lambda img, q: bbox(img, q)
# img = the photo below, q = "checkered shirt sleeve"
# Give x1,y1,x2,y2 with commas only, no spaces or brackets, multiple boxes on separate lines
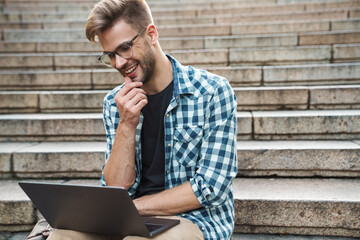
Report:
189,76,237,208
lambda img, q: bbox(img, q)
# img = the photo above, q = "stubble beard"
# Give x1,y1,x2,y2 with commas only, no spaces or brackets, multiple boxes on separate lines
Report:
116,41,156,84
138,44,156,85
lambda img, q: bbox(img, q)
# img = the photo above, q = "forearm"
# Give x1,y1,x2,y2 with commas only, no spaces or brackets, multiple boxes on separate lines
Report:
103,123,136,188
133,182,202,216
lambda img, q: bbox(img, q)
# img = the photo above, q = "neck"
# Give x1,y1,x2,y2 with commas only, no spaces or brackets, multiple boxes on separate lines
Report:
142,51,173,95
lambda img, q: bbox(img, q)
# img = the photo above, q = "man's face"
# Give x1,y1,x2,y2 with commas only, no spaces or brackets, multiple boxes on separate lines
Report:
98,20,155,84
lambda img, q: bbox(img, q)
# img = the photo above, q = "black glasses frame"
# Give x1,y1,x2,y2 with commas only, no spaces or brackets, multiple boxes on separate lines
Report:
98,28,147,65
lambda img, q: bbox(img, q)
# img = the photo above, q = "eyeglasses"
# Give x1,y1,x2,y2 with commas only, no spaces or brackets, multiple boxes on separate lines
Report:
98,28,146,67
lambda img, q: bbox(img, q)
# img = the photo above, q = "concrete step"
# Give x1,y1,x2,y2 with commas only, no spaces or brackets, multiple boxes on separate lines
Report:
1,140,359,179
216,8,353,24
227,45,332,65
1,63,359,90
231,19,358,36
1,0,354,7
0,20,331,38
334,43,360,63
0,113,105,142
234,85,360,110
251,110,360,140
262,62,360,86
2,17,359,35
157,0,360,10
0,8,202,20
233,178,360,237
204,31,360,49
0,32,360,61
0,142,105,179
352,8,360,18
0,7,356,23
172,45,340,66
237,140,360,177
332,18,360,31
2,44,359,70
0,69,99,90
1,2,358,24
0,33,300,52
2,31,357,53
232,234,359,240
300,30,360,45
2,85,360,113
3,19,360,39
2,41,360,64
0,110,360,141
2,0,359,14
0,90,107,113
0,0,284,10
2,0,96,3
0,178,359,237
1,0,356,10
0,40,103,53
1,4,93,12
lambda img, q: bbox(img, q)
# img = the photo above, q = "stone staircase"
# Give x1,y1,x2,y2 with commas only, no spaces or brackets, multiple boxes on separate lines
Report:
0,0,360,239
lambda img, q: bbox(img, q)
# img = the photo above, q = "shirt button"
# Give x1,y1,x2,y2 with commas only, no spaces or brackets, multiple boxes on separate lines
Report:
166,114,169,117
168,143,171,147
202,227,205,231
166,170,170,174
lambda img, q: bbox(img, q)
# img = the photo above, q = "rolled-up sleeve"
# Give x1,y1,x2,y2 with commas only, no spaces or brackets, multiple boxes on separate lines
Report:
101,98,116,186
189,79,238,207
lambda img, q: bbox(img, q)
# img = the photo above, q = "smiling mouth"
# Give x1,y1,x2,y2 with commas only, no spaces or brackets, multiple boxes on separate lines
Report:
125,64,138,74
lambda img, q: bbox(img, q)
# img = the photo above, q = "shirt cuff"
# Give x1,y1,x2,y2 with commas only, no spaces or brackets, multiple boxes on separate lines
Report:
190,177,212,207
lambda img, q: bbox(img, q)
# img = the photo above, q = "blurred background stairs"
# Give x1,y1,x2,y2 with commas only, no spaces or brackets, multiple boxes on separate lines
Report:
0,0,360,239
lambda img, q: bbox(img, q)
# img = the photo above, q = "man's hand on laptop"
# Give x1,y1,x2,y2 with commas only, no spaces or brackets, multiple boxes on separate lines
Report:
133,182,202,216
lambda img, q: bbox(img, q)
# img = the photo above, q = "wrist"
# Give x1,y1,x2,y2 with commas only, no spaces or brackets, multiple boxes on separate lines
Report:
133,197,145,215
117,121,137,135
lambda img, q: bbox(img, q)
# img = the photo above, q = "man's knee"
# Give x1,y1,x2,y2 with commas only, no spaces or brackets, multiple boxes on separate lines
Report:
48,229,122,240
132,216,203,240
47,216,203,240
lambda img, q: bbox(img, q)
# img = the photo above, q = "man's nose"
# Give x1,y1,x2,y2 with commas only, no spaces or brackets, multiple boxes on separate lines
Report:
113,54,128,69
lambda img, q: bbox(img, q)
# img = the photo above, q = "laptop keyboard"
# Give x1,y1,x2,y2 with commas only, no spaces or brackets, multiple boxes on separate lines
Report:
145,224,163,232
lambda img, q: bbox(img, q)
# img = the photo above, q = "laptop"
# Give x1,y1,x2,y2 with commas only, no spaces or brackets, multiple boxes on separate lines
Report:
19,181,180,238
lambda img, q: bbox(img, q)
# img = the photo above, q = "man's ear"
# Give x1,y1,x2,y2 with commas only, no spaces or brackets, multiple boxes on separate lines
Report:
146,24,158,45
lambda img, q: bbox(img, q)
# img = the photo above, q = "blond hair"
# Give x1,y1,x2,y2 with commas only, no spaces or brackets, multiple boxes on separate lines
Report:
85,0,153,43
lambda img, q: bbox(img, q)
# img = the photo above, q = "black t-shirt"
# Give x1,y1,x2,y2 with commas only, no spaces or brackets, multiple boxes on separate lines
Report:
135,81,174,198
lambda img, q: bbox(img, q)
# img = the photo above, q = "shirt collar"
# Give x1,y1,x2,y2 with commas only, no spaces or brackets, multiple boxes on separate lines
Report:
167,54,196,97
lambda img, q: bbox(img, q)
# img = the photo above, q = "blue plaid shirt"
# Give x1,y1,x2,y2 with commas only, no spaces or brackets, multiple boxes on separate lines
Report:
101,55,238,240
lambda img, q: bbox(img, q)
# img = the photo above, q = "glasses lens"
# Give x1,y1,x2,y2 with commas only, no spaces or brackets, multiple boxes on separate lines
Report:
99,54,112,67
116,45,133,59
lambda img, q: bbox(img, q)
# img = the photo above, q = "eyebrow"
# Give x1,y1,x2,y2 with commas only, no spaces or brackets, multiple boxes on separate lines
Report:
103,41,129,54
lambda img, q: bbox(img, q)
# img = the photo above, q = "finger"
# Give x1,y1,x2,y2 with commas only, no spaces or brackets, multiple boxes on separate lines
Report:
126,93,147,108
132,99,148,113
117,88,146,106
117,81,143,98
125,88,147,101
124,76,143,88
124,76,132,84
115,88,146,112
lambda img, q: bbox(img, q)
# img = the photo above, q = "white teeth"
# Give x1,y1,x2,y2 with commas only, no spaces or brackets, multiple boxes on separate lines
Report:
125,65,137,74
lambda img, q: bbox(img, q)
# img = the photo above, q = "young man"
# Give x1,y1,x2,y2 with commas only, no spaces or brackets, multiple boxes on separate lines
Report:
48,0,237,239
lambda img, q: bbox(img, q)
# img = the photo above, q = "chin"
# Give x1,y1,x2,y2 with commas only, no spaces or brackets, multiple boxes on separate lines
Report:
130,76,146,84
